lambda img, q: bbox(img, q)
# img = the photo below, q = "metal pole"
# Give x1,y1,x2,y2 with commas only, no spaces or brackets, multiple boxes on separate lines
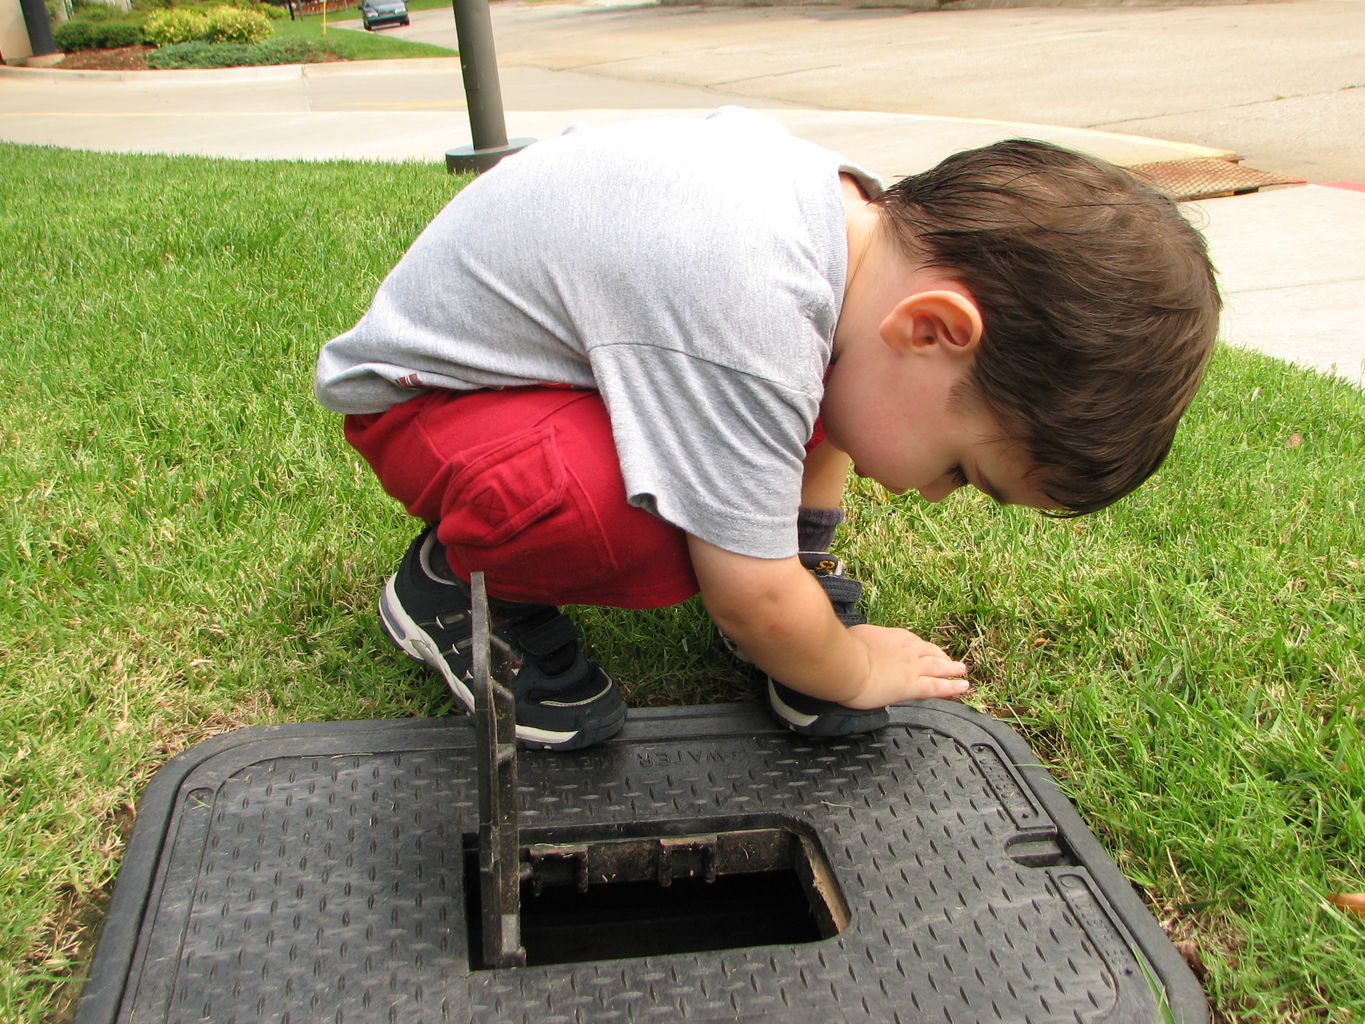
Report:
446,0,533,175
19,0,58,57
470,572,527,969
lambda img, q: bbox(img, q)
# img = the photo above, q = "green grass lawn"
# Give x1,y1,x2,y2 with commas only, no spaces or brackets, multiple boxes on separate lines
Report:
393,0,458,13
2,143,1362,1023
273,11,456,59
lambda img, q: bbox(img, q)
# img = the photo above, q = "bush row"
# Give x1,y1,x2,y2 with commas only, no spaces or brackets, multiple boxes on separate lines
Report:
54,2,283,51
54,18,145,50
128,0,288,11
145,37,333,68
65,1,132,22
144,5,273,45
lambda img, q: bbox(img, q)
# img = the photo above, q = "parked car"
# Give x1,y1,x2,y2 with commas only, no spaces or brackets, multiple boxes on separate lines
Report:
361,0,408,30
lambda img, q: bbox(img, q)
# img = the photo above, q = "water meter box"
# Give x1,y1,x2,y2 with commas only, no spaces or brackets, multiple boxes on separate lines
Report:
76,703,1207,1024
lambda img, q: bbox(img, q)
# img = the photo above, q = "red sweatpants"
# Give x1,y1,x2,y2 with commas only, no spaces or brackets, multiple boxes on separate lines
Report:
345,388,700,609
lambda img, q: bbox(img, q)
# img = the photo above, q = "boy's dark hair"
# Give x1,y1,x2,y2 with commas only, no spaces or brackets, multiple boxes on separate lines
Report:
874,139,1220,514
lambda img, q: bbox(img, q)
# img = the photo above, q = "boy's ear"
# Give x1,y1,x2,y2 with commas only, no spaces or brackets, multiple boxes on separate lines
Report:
881,290,983,357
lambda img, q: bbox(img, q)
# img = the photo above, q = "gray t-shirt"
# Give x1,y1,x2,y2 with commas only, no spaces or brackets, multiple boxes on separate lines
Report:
315,108,880,559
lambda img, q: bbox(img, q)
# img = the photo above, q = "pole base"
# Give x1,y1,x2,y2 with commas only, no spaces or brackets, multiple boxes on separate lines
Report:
446,139,535,175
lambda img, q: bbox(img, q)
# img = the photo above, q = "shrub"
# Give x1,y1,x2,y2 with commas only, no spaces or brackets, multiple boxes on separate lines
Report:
144,6,208,45
53,18,94,49
202,5,272,44
247,36,329,62
53,16,146,50
69,2,118,21
93,20,145,46
146,36,330,68
144,4,272,46
144,39,213,66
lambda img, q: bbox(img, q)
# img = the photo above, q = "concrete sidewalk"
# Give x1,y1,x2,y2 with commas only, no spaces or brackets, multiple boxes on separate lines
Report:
0,58,1240,173
1,0,1360,384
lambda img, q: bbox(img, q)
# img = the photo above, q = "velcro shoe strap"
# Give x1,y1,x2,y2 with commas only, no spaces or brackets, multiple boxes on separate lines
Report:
815,573,866,627
510,612,579,657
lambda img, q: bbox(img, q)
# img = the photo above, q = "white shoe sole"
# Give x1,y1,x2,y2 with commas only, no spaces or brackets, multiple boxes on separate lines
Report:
378,574,579,748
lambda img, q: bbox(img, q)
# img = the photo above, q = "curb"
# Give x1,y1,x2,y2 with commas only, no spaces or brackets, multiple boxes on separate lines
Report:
0,55,460,85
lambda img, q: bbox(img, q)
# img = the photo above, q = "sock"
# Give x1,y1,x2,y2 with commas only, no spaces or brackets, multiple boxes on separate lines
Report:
797,506,844,553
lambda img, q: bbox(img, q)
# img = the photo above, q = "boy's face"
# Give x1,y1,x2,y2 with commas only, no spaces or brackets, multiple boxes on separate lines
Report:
821,337,1055,511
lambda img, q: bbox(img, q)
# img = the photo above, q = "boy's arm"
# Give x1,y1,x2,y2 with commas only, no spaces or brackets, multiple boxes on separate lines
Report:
687,536,970,707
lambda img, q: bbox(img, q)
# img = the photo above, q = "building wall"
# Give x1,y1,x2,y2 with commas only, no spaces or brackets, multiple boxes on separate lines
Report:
1,0,36,62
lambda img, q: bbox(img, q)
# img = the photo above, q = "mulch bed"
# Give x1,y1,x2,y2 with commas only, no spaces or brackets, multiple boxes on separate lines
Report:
52,45,349,70
55,45,154,71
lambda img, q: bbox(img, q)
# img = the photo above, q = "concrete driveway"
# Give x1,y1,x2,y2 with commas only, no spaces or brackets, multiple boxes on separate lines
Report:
389,0,1363,183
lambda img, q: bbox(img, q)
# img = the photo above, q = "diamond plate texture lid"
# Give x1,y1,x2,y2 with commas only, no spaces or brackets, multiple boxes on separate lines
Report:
77,703,1207,1024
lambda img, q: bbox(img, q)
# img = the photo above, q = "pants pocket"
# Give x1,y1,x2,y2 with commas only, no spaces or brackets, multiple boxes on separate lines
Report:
437,425,573,550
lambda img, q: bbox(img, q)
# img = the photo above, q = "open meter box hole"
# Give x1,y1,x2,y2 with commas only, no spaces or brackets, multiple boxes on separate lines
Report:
464,818,849,968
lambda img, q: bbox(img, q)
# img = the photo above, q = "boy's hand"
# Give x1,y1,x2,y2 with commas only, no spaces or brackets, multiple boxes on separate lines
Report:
687,536,969,708
841,624,969,708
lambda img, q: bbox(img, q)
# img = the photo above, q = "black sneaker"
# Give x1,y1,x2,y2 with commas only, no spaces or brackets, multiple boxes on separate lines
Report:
765,553,890,738
377,527,626,750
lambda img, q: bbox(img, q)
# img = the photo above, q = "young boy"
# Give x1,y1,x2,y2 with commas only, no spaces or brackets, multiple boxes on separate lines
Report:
315,107,1219,751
